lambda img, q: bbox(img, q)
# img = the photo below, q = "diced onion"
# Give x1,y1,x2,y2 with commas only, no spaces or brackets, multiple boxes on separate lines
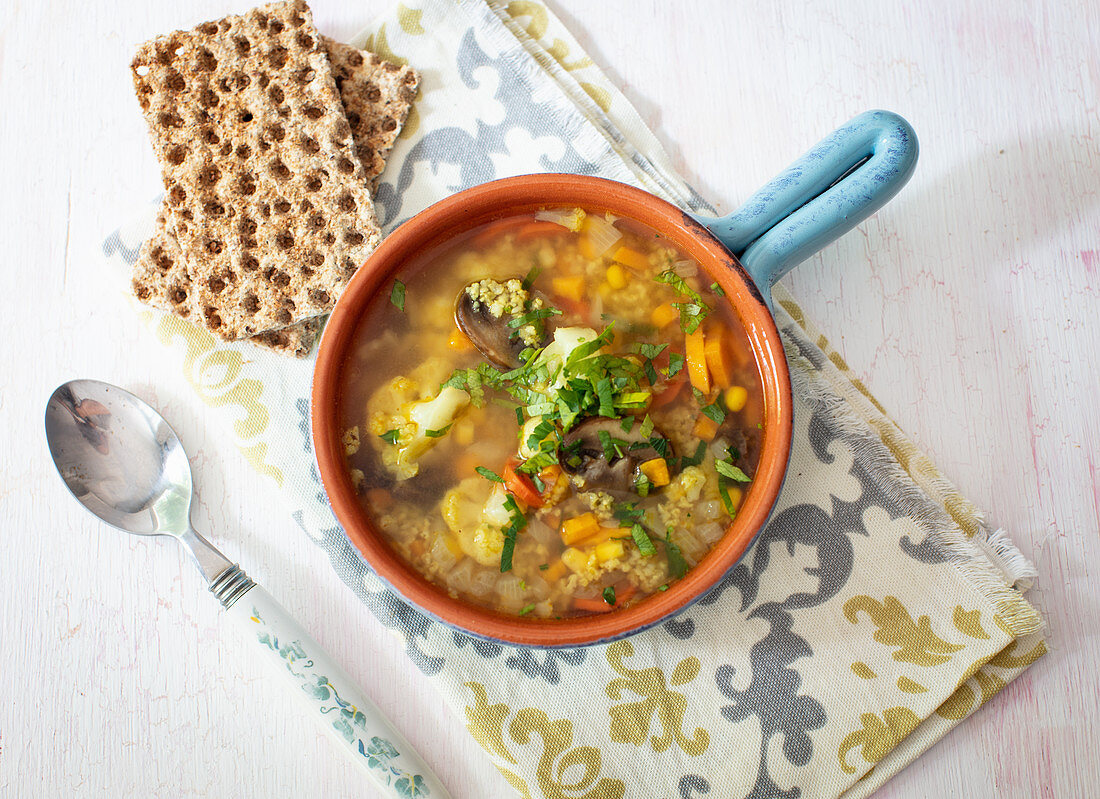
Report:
709,438,729,461
583,214,623,258
672,259,698,278
429,536,458,571
697,521,724,543
699,500,722,522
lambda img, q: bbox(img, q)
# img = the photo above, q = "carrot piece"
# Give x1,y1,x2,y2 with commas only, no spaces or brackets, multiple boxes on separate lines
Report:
561,512,600,545
454,451,483,478
650,372,687,408
575,525,627,548
515,220,572,243
639,457,670,487
704,325,734,388
448,327,474,351
615,582,638,604
612,246,650,271
552,275,586,302
541,559,568,582
685,328,711,393
692,413,719,441
470,217,530,248
503,461,545,508
366,488,394,511
573,596,617,613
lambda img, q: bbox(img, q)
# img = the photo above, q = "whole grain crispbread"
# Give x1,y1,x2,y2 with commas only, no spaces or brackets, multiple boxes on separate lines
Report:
130,0,381,340
322,37,420,187
131,210,323,357
132,36,420,357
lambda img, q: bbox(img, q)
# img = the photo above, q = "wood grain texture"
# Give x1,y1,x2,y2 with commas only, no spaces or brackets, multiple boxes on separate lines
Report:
1,1,1096,797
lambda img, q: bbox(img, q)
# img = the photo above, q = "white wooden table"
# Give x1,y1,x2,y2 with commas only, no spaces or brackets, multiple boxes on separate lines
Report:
2,1,1097,796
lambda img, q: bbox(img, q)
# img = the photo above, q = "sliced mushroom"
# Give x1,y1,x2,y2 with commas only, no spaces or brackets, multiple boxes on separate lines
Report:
454,279,552,369
559,417,676,494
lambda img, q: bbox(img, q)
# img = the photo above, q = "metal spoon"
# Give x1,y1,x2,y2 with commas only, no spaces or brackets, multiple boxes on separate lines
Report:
45,379,450,799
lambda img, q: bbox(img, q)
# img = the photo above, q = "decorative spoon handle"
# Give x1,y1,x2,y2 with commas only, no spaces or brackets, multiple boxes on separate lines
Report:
216,573,451,799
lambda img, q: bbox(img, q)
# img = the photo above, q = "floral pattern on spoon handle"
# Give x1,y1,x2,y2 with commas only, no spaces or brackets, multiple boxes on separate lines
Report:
225,584,449,798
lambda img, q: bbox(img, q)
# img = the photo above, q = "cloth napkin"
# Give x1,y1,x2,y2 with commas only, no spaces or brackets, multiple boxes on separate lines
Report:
102,1,1045,796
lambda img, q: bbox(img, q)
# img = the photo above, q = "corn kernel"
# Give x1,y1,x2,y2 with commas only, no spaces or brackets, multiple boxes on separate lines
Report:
562,546,592,574
605,263,627,289
651,303,679,329
725,385,749,412
595,539,625,563
612,246,651,271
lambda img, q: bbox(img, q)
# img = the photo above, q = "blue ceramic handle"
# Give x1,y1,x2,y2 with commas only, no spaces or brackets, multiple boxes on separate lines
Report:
695,110,918,304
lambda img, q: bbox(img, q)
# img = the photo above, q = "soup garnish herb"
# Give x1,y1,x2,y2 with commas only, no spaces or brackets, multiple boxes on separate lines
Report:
342,207,763,617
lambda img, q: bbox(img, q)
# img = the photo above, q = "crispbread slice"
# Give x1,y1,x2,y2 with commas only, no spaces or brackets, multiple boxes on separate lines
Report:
131,0,381,340
322,37,420,187
132,38,420,357
132,210,322,356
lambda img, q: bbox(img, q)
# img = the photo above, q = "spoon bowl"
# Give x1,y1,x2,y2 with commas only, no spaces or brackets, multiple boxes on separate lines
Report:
46,379,193,537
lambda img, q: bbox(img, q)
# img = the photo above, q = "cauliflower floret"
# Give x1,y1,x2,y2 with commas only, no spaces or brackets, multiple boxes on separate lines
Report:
441,478,509,566
536,326,600,389
366,357,471,480
657,465,712,531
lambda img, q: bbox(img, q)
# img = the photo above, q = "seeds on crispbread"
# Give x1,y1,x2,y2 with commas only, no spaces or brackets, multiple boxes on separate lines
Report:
130,0,381,341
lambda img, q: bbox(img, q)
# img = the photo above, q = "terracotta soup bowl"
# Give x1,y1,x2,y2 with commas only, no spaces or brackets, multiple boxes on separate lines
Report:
312,110,918,647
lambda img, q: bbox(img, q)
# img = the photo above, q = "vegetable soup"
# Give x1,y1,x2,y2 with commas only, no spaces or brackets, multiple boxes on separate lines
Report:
339,207,762,618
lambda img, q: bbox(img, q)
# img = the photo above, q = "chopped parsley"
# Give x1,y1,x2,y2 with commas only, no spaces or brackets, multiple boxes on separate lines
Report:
499,494,527,572
716,460,752,482
664,530,689,579
521,265,541,290
475,466,503,482
701,401,726,424
710,281,726,296
631,523,657,556
519,603,536,616
602,586,617,605
667,352,685,378
424,424,453,438
680,440,707,469
656,269,710,333
719,484,738,517
390,279,406,311
379,429,400,444
539,563,550,571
